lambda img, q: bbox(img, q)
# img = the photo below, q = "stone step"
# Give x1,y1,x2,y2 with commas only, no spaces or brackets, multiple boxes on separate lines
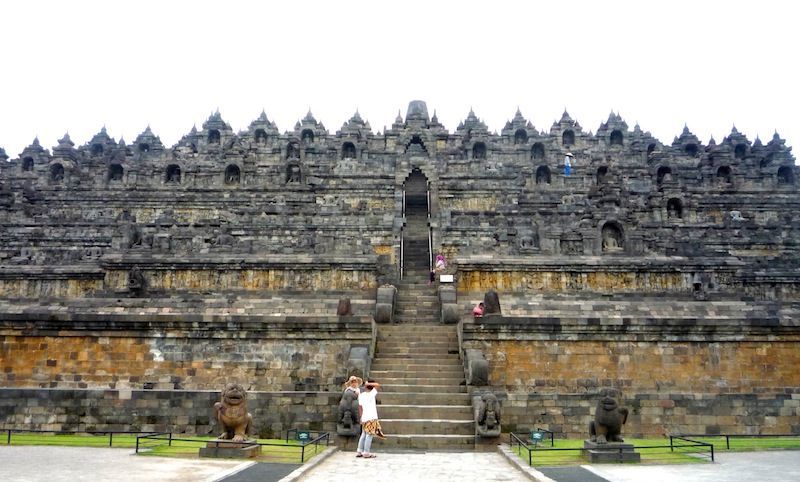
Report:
381,383,467,394
376,333,456,342
378,330,453,337
373,434,475,450
378,405,473,419
378,341,457,350
377,350,460,358
371,356,461,366
370,361,464,372
396,299,438,306
394,311,440,318
394,315,437,325
374,353,460,360
375,348,458,360
395,308,440,313
378,392,471,405
379,419,474,436
370,363,462,372
378,374,464,387
370,370,464,380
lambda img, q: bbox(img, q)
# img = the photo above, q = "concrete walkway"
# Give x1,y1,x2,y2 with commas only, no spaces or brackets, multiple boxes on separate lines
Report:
1,445,798,482
0,445,249,482
300,451,531,482
587,450,800,482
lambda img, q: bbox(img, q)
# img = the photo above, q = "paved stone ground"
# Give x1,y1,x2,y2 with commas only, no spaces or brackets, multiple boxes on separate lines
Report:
0,445,248,482
586,450,800,482
300,451,531,482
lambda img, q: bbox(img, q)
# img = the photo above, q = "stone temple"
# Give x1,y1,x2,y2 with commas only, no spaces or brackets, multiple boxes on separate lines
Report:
0,100,798,447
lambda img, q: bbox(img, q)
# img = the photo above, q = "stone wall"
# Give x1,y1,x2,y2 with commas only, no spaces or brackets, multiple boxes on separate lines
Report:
1,315,374,392
461,311,800,437
0,388,341,438
475,339,800,394
498,391,800,439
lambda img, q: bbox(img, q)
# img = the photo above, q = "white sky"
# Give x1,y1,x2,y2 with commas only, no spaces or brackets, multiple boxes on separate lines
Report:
2,0,798,159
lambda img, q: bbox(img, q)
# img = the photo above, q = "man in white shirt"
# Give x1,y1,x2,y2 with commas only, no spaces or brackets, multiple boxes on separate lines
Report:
356,380,383,458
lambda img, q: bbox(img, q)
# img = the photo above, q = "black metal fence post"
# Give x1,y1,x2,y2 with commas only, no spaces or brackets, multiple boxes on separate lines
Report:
108,432,113,447
301,443,306,463
135,435,140,454
711,443,715,462
670,435,674,452
7,429,11,445
726,435,730,450
168,432,173,447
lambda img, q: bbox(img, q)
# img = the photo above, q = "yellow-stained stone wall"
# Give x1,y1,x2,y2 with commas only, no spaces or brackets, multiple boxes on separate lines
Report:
445,197,499,212
105,268,377,291
0,335,356,391
0,279,103,298
469,340,800,394
457,270,688,293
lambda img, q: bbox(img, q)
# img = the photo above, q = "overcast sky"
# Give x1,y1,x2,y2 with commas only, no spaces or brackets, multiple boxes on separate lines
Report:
2,0,797,159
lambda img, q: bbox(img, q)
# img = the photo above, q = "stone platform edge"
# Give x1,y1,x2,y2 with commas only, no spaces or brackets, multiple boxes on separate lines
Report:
497,443,556,482
278,446,338,482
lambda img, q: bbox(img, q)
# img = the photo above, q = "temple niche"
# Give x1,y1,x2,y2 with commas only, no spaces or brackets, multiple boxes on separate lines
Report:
50,163,64,182
535,166,551,185
601,222,624,252
286,163,302,183
225,164,240,185
667,198,683,219
287,142,300,159
108,164,124,182
778,166,794,185
165,164,181,183
517,223,540,252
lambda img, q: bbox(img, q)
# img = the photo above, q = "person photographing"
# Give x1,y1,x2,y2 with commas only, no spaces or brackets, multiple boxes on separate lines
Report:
356,380,384,458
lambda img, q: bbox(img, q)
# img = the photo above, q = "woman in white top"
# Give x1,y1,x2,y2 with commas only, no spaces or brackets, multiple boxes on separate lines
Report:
356,380,384,458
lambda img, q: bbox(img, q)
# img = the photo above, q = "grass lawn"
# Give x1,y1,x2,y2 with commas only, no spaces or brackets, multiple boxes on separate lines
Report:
512,437,716,467
678,435,800,451
4,432,326,463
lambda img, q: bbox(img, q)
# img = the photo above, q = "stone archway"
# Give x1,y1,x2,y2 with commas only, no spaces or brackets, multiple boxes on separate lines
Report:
402,168,430,275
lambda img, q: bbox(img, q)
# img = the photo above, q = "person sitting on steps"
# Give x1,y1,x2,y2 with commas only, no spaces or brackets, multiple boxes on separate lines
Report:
430,254,446,285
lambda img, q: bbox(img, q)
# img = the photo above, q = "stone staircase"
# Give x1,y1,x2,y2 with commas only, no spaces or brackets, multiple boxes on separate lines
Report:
370,323,474,450
368,185,475,450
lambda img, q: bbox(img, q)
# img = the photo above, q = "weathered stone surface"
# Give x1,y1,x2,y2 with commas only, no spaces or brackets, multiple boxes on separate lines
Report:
0,102,798,443
464,349,489,386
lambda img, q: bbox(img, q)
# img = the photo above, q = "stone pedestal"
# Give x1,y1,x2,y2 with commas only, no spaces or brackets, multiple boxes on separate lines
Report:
199,440,262,458
583,440,640,463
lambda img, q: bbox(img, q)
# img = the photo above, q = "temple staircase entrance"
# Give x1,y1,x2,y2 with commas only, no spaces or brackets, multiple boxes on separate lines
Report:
371,323,474,450
370,170,472,450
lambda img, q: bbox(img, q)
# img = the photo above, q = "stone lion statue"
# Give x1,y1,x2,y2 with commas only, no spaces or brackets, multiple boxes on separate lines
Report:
589,388,629,444
213,383,253,442
336,388,361,436
476,392,501,437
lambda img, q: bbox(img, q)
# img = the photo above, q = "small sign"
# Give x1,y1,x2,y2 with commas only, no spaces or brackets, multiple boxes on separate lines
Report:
439,274,454,283
297,431,310,442
531,431,544,446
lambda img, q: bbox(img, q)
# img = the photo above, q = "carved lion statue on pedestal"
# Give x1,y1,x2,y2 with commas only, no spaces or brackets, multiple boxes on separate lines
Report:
589,388,629,444
213,383,253,442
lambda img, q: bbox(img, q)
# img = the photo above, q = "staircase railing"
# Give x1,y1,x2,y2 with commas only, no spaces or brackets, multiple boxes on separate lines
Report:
427,181,433,271
400,189,405,280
